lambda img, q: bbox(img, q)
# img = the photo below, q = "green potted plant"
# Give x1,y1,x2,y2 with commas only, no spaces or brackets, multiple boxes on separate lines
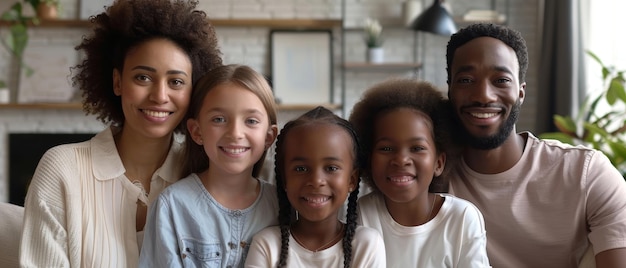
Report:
0,1,36,96
539,51,626,177
0,0,54,101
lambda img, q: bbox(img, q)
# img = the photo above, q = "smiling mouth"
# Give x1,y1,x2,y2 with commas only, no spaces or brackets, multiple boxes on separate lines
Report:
470,112,499,119
221,147,248,154
141,109,171,118
387,176,414,182
303,196,331,203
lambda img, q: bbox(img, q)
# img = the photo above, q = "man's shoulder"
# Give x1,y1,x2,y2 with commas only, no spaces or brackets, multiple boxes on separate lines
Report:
524,131,597,158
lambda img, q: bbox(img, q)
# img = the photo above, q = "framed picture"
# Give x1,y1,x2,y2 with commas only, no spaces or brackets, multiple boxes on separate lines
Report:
270,30,333,105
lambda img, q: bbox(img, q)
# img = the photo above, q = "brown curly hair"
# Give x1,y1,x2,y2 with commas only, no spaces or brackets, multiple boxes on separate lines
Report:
72,0,222,131
348,79,457,193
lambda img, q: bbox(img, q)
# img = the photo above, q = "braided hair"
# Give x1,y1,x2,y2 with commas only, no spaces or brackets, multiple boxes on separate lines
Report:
274,106,363,268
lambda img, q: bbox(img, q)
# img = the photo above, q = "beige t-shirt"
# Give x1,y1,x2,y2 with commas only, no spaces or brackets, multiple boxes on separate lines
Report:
450,132,626,267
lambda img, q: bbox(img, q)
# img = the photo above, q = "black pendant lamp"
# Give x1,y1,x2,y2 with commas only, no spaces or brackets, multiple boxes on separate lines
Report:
410,0,457,36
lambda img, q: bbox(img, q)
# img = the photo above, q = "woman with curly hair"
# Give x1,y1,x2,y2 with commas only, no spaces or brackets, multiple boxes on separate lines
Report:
19,0,222,267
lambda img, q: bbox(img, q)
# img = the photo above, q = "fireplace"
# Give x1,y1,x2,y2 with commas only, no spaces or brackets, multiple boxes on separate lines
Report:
9,133,96,206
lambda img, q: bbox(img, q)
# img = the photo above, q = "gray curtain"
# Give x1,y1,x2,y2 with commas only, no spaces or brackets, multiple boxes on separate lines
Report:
536,0,586,134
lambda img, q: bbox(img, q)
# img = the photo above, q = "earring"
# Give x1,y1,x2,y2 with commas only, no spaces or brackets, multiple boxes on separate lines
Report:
348,187,353,192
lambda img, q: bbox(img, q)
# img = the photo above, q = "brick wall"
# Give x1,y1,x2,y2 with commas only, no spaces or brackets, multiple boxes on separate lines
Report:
0,0,541,201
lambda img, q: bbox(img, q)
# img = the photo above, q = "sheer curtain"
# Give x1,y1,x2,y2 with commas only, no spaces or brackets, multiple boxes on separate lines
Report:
584,0,626,96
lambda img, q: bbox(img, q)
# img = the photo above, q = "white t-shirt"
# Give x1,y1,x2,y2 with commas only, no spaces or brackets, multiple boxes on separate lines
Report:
244,225,386,267
450,132,626,267
358,192,490,268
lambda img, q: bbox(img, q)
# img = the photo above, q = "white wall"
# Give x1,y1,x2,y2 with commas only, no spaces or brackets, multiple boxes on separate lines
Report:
0,0,541,201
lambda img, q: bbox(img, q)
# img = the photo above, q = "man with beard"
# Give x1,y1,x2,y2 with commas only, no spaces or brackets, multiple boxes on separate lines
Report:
445,23,626,268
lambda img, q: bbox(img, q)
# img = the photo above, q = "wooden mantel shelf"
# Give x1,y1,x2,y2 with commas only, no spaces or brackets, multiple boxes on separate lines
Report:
343,62,422,71
0,19,343,29
0,102,84,109
0,102,341,111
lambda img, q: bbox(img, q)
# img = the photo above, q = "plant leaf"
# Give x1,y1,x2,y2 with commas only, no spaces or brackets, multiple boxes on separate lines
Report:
538,132,576,145
609,77,626,103
587,50,603,66
9,23,28,58
554,115,578,137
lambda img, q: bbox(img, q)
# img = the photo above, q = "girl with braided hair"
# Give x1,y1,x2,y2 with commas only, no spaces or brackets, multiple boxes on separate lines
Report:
245,106,386,268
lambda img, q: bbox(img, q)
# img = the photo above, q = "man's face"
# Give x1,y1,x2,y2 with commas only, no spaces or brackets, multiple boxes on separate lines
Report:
447,37,526,150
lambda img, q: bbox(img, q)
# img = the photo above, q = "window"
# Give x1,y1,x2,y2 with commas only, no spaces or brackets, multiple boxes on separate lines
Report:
584,0,626,94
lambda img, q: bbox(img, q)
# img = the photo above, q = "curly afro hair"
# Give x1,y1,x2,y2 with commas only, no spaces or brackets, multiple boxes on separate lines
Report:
72,0,222,131
348,79,456,193
446,23,528,84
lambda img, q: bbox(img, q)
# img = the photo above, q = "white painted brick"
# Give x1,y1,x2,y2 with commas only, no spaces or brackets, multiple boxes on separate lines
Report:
0,0,541,201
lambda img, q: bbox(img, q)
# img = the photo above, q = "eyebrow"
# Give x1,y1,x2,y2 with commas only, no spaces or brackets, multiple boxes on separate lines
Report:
289,156,342,162
375,136,429,143
131,65,189,76
453,65,514,77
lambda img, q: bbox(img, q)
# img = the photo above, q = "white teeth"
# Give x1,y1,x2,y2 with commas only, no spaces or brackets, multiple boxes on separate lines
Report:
224,148,246,154
471,112,498,119
143,110,170,118
389,176,414,182
304,196,330,203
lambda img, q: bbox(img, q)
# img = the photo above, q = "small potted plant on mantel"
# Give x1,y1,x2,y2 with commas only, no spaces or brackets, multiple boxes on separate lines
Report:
364,18,384,63
31,0,60,20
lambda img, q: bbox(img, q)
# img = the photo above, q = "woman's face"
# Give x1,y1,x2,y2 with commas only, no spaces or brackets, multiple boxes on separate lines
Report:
113,38,193,140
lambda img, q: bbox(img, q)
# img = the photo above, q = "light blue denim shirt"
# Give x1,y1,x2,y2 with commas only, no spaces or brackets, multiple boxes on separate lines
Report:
139,173,279,268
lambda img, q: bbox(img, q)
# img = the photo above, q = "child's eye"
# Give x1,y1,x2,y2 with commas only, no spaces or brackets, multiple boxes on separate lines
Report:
246,118,260,125
294,166,307,172
325,166,339,172
212,117,226,123
378,146,392,152
411,146,425,152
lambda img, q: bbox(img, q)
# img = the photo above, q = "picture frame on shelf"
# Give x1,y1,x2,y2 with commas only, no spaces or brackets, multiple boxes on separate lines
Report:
270,30,332,105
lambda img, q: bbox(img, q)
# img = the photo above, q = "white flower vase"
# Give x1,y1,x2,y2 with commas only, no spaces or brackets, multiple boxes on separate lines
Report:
367,47,384,63
0,86,9,104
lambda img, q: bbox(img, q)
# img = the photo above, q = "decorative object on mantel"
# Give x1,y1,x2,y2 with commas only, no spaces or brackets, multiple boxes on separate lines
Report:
0,81,9,103
364,18,384,63
35,0,60,20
